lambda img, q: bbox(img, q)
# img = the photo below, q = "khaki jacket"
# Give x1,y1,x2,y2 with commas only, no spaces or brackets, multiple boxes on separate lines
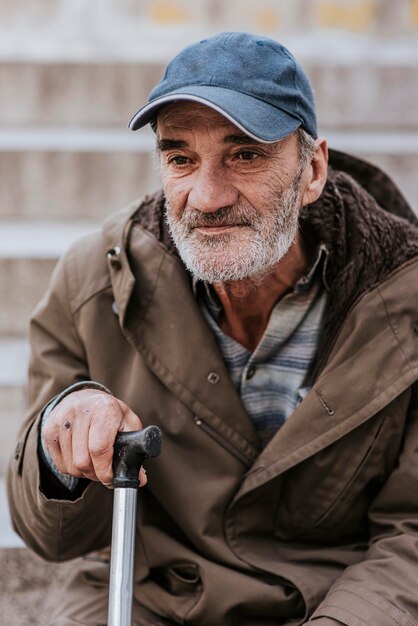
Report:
7,152,418,625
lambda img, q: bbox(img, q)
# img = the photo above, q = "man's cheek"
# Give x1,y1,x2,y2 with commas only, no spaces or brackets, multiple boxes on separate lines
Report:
165,202,183,226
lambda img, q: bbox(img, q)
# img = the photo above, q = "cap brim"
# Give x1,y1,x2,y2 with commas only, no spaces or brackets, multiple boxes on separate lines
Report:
128,86,302,143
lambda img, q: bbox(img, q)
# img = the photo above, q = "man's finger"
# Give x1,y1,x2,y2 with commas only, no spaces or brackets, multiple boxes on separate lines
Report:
88,415,118,484
118,401,143,433
139,467,148,487
71,415,96,480
42,426,64,473
56,418,74,476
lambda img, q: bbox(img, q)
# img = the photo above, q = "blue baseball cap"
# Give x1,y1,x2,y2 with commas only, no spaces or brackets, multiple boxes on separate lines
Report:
128,31,317,142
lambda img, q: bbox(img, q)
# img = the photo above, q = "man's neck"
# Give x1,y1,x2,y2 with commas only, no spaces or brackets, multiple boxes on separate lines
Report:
212,232,312,351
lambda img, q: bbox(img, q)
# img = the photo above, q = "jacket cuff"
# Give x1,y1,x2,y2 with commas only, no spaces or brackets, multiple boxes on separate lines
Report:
38,380,112,491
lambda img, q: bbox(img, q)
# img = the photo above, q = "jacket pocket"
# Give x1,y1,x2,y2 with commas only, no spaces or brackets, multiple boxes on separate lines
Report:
138,562,202,624
165,563,201,595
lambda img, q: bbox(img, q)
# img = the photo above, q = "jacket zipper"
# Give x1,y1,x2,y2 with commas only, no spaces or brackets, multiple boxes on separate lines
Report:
193,416,255,467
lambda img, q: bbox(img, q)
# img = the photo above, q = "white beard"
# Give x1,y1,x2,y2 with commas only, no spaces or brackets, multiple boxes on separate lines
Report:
165,173,303,284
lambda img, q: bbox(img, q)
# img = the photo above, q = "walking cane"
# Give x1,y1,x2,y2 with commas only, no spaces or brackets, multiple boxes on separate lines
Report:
108,425,162,626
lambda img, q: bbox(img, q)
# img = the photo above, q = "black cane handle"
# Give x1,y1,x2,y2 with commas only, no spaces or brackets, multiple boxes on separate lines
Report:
112,426,162,489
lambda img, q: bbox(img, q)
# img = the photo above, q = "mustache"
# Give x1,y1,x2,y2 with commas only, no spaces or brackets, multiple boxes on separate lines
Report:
178,204,259,229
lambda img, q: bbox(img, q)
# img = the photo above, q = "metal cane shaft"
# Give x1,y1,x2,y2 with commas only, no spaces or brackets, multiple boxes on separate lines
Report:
108,426,162,626
108,488,138,626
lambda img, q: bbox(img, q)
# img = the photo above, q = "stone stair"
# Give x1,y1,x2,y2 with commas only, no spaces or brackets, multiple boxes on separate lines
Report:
1,0,418,551
0,537,82,625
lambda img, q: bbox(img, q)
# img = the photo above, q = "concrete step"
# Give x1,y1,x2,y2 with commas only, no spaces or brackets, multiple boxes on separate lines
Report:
0,383,27,474
327,131,418,215
0,129,416,221
0,221,100,335
0,0,417,50
0,338,29,386
0,58,164,127
0,35,417,129
0,339,29,470
0,478,25,547
0,128,160,221
0,543,82,625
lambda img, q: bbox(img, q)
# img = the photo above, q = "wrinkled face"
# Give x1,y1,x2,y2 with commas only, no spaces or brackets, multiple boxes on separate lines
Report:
157,102,309,283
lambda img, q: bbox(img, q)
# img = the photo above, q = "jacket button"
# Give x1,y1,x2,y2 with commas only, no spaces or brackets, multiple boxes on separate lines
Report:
207,372,220,384
106,246,122,270
246,365,256,380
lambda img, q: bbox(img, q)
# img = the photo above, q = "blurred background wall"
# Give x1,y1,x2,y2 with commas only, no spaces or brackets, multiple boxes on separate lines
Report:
0,0,417,540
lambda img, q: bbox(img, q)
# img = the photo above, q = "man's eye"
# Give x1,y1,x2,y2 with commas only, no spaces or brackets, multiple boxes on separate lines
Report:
168,155,190,166
236,150,258,161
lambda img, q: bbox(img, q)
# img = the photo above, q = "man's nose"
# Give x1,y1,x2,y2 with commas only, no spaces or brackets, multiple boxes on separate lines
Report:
187,164,239,213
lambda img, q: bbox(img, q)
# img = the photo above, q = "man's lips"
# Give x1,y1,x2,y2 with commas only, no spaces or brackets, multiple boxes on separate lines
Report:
192,224,248,234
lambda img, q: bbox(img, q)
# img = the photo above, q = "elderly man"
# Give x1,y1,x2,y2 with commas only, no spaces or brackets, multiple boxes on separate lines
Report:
7,32,418,626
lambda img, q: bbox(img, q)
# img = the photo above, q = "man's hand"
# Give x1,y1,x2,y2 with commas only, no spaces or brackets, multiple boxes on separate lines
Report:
41,389,147,487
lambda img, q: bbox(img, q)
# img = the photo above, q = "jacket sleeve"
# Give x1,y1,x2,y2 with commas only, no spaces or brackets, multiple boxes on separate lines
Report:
305,387,418,626
6,246,113,562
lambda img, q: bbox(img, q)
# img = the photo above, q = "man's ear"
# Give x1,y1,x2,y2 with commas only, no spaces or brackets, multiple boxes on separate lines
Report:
301,139,328,207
